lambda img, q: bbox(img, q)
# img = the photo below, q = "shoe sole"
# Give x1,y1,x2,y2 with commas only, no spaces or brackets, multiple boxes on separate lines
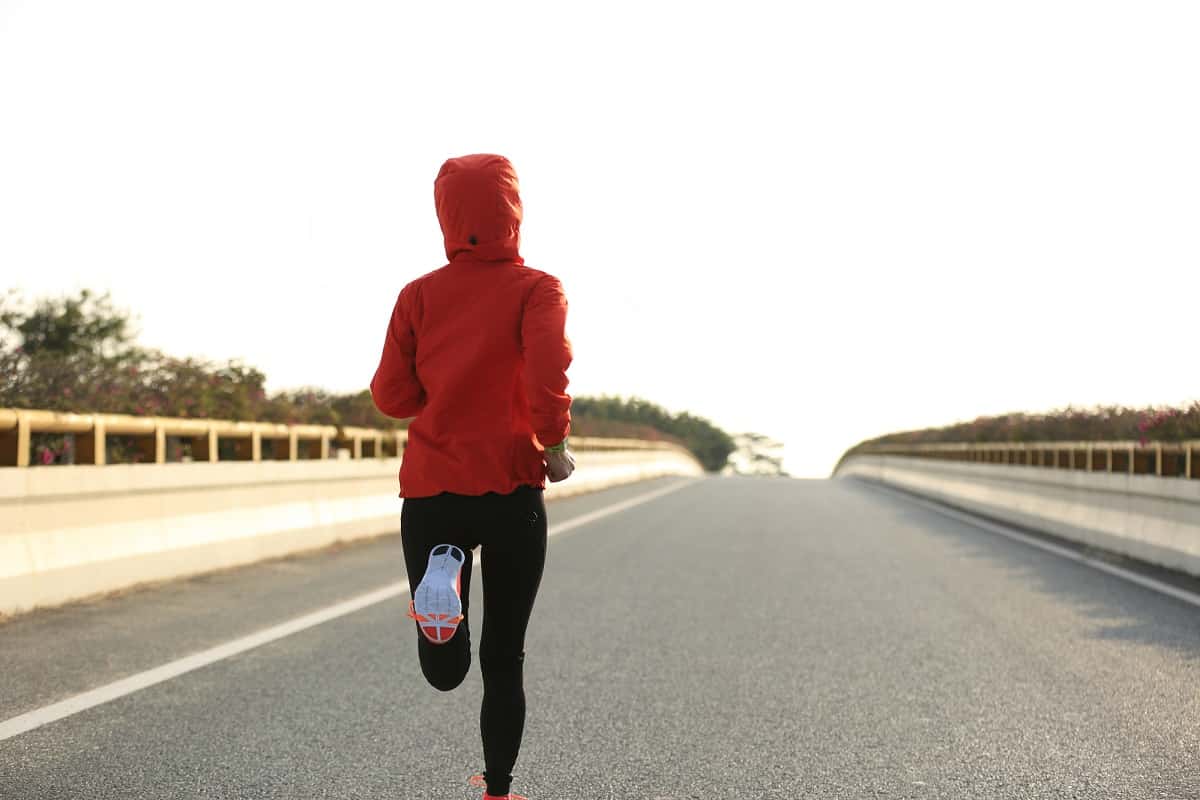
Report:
412,544,466,644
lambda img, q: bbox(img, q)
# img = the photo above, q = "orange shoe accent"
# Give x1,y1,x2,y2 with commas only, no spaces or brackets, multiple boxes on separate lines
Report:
468,773,527,799
407,600,463,644
410,544,467,644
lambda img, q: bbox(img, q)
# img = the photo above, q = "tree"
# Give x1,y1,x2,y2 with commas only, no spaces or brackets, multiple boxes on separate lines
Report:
1,289,142,413
725,432,787,477
0,289,136,359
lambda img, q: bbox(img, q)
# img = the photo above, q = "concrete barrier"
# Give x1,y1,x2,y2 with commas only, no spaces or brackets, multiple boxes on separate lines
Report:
837,454,1200,578
0,447,703,616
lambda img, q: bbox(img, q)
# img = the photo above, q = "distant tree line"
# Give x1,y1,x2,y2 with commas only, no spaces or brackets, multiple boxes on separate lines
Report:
1,290,736,471
570,395,736,472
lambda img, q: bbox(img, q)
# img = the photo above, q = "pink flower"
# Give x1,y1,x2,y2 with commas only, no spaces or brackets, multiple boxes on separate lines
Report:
40,448,54,465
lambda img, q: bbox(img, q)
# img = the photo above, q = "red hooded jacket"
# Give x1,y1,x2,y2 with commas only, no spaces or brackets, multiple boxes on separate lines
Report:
370,154,572,498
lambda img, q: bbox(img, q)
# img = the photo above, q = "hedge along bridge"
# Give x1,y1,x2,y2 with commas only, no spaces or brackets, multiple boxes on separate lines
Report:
0,408,704,616
848,440,1200,480
838,439,1200,580
0,408,678,468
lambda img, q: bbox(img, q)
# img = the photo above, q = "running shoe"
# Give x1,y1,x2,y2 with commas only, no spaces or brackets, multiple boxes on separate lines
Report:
469,773,527,800
407,544,466,644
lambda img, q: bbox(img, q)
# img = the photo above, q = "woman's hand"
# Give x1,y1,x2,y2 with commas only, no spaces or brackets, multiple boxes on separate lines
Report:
544,446,576,483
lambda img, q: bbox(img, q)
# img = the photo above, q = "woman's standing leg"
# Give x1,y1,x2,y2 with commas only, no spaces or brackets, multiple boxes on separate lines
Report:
401,494,475,691
476,486,548,797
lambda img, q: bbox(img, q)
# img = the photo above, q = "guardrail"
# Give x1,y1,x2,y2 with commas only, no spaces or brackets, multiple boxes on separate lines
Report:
851,441,1199,480
0,408,682,468
836,446,1200,578
1,409,702,614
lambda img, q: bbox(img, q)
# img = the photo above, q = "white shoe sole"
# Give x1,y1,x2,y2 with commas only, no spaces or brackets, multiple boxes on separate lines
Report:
412,544,466,644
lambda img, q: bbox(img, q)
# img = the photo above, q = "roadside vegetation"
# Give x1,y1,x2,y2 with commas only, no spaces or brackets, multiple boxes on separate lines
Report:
569,395,736,472
840,404,1200,463
1,290,737,471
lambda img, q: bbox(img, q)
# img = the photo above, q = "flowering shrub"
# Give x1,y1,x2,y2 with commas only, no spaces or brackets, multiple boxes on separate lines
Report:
32,433,70,465
841,402,1200,462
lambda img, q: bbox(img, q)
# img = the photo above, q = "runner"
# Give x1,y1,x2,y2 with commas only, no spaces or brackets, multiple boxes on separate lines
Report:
370,153,574,800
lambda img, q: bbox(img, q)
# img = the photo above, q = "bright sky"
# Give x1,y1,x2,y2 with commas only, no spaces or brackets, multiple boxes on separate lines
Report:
1,1,1197,477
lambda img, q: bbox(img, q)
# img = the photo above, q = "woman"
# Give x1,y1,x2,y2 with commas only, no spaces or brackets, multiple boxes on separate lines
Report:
370,153,574,800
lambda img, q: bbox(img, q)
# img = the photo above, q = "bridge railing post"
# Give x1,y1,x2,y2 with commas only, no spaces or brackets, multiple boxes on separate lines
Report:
0,411,31,467
76,418,106,465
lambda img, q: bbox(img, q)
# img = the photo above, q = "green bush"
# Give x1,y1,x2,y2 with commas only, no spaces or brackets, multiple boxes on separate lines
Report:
571,395,735,472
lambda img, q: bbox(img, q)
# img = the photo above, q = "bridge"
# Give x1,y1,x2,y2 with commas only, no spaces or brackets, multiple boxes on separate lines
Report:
2,410,1198,798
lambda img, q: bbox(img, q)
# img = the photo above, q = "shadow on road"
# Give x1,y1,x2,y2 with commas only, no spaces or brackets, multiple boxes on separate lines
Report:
840,479,1200,661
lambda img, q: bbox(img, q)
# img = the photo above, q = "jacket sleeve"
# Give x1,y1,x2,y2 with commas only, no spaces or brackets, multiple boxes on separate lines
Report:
370,286,426,419
521,275,573,447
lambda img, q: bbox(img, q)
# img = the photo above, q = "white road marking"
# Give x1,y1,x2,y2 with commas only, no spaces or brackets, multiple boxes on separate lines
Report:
0,478,697,742
547,478,695,540
861,479,1200,610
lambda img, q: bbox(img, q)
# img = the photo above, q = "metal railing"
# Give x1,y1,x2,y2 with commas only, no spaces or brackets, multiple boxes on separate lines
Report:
0,408,680,468
855,440,1200,480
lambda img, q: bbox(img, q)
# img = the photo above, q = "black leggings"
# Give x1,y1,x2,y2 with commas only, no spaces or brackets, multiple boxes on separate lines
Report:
400,485,547,797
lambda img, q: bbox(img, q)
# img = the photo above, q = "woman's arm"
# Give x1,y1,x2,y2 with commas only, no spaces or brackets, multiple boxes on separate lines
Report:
370,285,426,419
521,275,573,447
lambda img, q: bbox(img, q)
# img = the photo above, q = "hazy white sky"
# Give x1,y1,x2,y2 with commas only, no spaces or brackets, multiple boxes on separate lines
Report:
1,1,1197,477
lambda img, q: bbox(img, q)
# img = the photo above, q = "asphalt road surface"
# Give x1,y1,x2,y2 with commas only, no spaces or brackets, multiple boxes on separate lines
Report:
2,476,1199,799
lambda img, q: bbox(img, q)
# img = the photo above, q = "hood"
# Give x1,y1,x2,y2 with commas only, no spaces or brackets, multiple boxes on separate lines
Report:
434,154,523,263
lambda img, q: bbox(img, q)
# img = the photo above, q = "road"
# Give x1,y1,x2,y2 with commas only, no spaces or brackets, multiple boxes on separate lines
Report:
2,476,1199,799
